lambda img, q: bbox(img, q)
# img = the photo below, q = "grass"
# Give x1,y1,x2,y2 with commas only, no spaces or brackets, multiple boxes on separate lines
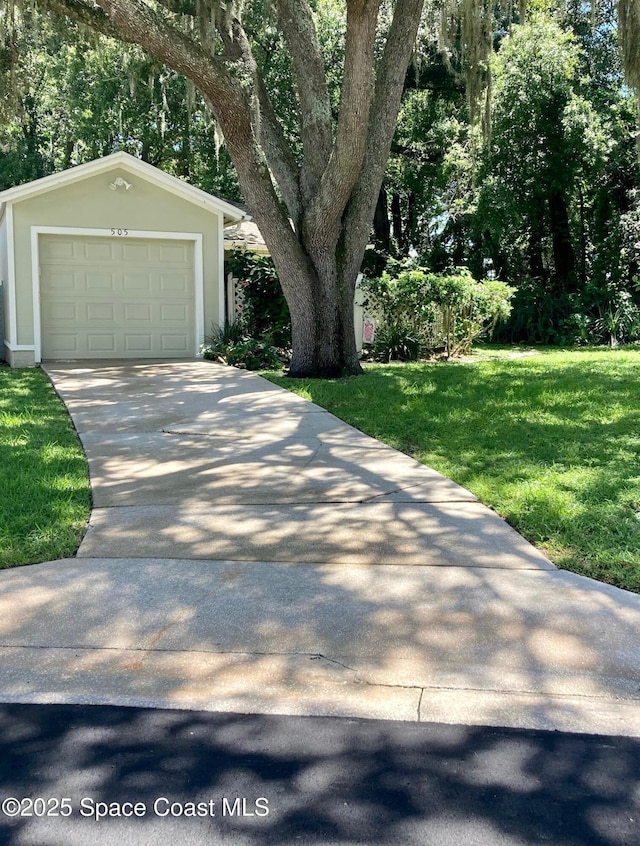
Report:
0,367,91,568
263,346,640,594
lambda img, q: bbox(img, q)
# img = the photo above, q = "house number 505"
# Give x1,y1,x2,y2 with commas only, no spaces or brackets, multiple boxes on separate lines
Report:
111,228,129,236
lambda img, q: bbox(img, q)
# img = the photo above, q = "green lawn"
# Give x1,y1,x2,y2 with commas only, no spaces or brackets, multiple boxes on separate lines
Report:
0,367,91,568
264,347,640,593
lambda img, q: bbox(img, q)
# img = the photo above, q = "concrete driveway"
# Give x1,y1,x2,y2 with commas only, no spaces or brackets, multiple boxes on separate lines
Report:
0,360,638,736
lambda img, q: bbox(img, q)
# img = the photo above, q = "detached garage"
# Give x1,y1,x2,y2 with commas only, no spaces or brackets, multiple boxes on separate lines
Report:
0,152,245,367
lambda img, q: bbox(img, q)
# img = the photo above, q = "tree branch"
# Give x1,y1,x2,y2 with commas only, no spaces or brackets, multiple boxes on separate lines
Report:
36,0,308,290
274,0,332,202
223,16,302,223
254,70,302,223
63,0,300,220
37,0,126,41
341,0,425,284
304,0,381,245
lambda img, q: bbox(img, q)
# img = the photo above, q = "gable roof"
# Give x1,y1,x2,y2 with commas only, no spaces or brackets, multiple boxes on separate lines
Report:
0,151,247,225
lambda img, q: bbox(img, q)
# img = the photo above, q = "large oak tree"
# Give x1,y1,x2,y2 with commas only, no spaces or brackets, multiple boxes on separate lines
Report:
14,0,422,376
3,0,638,375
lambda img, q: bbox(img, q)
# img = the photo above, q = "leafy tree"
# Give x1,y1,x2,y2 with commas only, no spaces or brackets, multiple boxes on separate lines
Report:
483,21,587,288
2,0,425,377
471,12,640,342
0,18,241,197
383,86,468,259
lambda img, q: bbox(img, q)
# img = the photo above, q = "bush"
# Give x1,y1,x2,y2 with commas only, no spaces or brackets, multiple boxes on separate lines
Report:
362,266,514,358
592,292,640,347
498,277,575,344
201,321,286,370
226,250,291,348
224,338,286,370
372,324,423,362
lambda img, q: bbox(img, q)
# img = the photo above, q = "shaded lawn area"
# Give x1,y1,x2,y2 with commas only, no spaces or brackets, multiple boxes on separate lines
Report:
264,347,640,594
0,367,91,568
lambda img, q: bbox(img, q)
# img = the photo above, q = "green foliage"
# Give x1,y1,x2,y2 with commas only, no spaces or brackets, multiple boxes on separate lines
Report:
201,321,285,371
203,250,292,370
203,319,246,348
314,0,346,117
370,324,423,362
226,249,291,348
0,17,241,198
362,266,513,358
385,89,468,257
469,16,640,344
592,292,640,347
223,338,286,370
620,192,640,280
477,20,587,292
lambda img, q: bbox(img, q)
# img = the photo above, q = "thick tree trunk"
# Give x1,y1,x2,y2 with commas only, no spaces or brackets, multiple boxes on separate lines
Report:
527,235,545,278
286,268,361,377
221,131,364,377
407,190,417,250
527,202,546,278
578,185,587,289
255,233,362,378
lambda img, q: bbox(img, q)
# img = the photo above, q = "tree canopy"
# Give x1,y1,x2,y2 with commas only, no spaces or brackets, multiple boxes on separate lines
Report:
1,0,639,363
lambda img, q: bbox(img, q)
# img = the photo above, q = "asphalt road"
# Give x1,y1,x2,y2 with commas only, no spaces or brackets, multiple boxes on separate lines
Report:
0,704,638,846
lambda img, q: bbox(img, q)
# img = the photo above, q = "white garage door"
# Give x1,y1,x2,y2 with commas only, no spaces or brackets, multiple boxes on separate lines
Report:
39,234,196,359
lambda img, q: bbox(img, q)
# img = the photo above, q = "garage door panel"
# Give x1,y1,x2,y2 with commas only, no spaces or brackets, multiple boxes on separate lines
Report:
122,243,151,262
160,243,191,263
123,303,152,322
86,303,116,322
87,334,117,353
123,272,153,292
84,241,116,261
161,334,190,352
45,270,76,291
125,334,153,352
41,239,76,261
48,334,79,354
159,272,191,294
85,271,116,291
49,302,79,321
40,235,195,360
161,304,188,322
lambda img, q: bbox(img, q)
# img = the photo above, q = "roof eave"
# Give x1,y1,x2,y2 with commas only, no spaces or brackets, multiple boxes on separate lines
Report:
0,152,247,223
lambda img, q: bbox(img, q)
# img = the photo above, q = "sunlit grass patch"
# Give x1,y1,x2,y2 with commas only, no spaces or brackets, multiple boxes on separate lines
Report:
264,347,640,593
0,368,91,568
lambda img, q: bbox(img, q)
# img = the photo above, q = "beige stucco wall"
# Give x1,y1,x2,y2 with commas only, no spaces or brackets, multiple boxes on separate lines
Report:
11,167,222,353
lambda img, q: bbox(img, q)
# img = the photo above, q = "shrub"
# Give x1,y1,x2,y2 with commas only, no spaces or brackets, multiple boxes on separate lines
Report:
362,266,514,358
204,319,246,348
224,338,286,370
500,277,640,346
226,250,291,348
592,292,640,347
201,321,286,370
372,324,423,362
